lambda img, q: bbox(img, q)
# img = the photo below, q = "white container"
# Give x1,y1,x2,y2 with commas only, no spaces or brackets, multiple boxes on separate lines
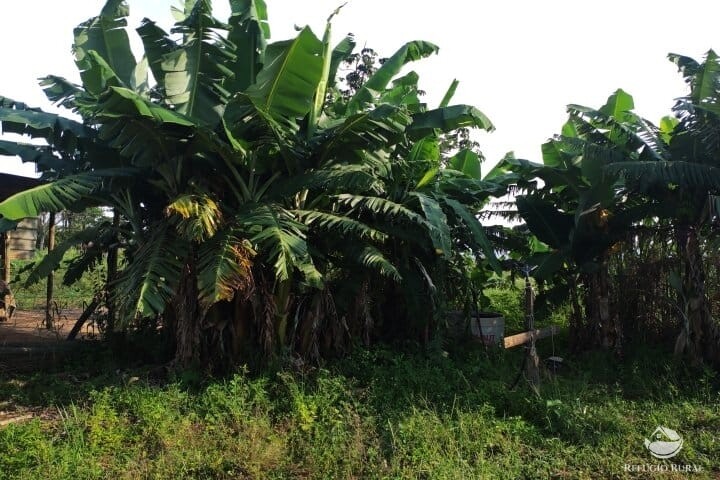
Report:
470,313,505,346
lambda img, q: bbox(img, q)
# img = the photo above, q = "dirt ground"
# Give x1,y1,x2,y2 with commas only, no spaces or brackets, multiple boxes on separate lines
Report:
0,309,97,426
0,309,89,345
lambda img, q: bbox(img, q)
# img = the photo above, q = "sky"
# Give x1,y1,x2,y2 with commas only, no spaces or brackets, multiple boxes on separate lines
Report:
2,0,720,179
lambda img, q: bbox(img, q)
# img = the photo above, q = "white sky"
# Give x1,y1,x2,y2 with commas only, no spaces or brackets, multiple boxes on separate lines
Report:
1,0,719,178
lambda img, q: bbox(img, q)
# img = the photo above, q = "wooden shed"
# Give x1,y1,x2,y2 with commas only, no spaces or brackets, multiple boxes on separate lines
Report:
4,218,40,260
0,173,42,281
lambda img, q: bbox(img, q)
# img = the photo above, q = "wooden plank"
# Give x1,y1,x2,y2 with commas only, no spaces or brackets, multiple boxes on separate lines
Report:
9,229,37,236
9,231,37,241
13,226,38,233
11,244,37,253
8,234,37,247
3,217,39,262
8,251,35,261
0,414,34,427
8,242,36,251
8,244,36,254
17,218,39,229
503,326,558,349
8,229,37,259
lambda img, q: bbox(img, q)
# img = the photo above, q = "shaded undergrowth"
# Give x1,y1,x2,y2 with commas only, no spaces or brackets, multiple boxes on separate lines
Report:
0,337,718,479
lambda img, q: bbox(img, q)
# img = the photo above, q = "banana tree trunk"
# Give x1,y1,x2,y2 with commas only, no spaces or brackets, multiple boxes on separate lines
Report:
174,260,202,367
250,271,278,358
584,252,622,351
568,274,585,349
274,278,293,350
675,225,719,365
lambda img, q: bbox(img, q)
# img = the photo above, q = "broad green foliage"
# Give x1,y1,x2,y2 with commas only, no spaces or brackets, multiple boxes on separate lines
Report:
610,50,720,362
0,0,501,364
245,27,324,121
492,89,657,282
346,40,439,115
73,0,137,94
487,89,677,350
491,51,720,363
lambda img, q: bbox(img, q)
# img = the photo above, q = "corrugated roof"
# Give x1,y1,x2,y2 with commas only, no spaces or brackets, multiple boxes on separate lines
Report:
0,173,41,201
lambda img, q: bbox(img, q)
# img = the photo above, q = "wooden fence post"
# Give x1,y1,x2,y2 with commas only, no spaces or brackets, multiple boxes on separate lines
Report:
1,232,9,284
105,209,119,333
45,212,56,330
524,268,540,388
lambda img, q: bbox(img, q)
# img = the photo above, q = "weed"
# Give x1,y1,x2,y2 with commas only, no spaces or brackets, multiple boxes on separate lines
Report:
0,336,718,479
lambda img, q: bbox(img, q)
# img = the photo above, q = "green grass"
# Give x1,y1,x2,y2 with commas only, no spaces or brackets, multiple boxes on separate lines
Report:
8,248,106,310
483,275,570,334
0,338,718,479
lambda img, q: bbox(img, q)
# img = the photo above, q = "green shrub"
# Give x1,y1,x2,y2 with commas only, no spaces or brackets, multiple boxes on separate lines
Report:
0,343,718,479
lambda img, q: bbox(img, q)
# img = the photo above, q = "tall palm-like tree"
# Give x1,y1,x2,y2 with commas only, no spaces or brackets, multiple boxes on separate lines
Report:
489,89,665,350
607,51,720,365
0,0,501,367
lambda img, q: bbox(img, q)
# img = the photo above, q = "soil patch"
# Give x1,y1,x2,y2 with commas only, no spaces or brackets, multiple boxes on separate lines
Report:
0,309,98,374
0,309,87,346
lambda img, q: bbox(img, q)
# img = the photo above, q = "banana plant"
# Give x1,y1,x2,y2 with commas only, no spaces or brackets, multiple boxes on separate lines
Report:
489,89,665,349
606,51,720,365
0,0,503,367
